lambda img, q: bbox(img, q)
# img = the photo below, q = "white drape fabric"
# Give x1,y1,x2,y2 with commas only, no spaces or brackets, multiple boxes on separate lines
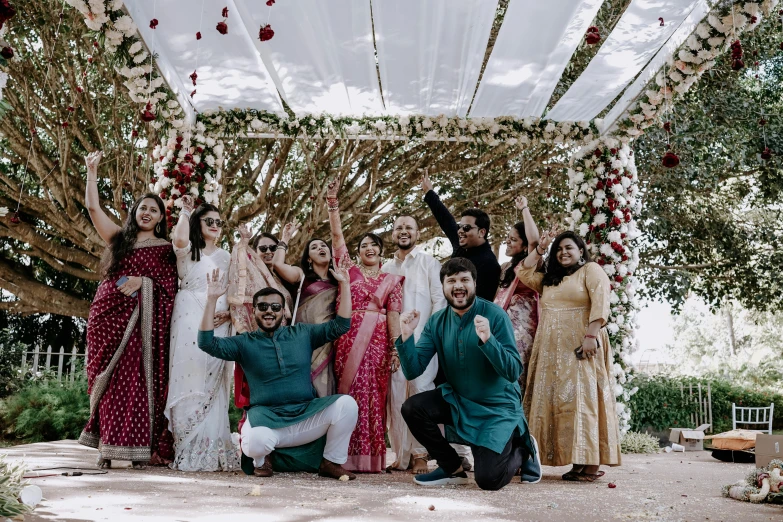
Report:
547,0,704,122
600,0,713,133
234,0,384,116
124,0,283,115
372,0,496,116
470,0,604,118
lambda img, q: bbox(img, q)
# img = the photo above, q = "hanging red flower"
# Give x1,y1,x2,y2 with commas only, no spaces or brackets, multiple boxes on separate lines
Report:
663,121,671,133
585,26,600,45
140,102,156,122
730,40,744,70
121,202,128,211
131,129,138,137
0,46,13,59
190,89,196,98
149,18,158,29
662,151,680,168
658,17,664,26
222,6,229,17
189,70,198,86
62,122,68,128
266,0,275,5
196,31,202,40
761,147,773,160
9,212,20,224
67,106,75,112
76,86,83,93
259,24,274,42
0,0,16,30
216,21,228,34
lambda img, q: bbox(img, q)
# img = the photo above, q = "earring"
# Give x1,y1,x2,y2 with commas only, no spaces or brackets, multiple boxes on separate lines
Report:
308,260,313,271
578,256,586,266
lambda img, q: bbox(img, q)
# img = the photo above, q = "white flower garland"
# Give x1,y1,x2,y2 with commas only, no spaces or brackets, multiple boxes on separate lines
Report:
566,137,642,432
618,0,780,140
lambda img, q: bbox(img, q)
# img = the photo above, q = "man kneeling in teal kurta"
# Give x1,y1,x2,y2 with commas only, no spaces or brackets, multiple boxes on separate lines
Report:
397,258,542,490
198,266,358,480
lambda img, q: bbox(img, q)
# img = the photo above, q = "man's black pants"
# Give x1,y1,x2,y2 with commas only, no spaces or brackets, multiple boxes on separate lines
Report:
401,389,527,491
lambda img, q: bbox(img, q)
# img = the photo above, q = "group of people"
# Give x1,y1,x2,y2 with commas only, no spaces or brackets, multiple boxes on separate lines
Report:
79,151,621,491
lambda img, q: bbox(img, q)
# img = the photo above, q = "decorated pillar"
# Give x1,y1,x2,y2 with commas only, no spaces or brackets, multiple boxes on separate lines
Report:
566,138,642,432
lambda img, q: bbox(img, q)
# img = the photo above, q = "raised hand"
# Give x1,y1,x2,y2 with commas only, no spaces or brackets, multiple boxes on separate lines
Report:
180,195,195,213
282,222,301,242
514,195,528,210
329,265,350,284
538,226,559,253
474,315,491,344
85,151,103,174
238,223,252,240
206,268,227,300
400,310,420,339
421,169,433,194
326,178,340,199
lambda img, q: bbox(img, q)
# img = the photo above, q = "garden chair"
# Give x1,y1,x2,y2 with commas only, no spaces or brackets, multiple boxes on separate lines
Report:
732,403,774,434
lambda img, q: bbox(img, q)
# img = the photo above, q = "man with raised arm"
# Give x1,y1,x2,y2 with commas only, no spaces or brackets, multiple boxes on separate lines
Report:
197,265,358,480
421,171,501,301
396,258,542,490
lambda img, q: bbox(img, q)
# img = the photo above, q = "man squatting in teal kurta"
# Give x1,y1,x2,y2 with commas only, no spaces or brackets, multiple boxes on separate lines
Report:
397,258,543,490
197,266,359,480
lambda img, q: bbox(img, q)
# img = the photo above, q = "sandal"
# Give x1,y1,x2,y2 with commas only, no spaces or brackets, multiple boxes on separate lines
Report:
576,471,605,482
411,456,429,475
562,470,581,481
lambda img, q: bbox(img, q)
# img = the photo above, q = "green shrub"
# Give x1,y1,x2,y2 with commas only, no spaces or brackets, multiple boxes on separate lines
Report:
0,332,27,399
0,379,89,442
0,455,32,518
621,431,660,454
629,375,783,434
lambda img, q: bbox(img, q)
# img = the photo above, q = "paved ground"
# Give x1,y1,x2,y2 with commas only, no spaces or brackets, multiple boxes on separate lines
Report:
4,440,782,522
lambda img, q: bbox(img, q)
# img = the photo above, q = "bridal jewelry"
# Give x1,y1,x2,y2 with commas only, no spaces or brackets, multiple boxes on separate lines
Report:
359,264,380,279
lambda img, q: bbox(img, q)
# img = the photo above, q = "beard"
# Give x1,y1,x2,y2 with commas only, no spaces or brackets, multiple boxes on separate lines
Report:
256,314,284,332
445,290,476,311
395,236,414,250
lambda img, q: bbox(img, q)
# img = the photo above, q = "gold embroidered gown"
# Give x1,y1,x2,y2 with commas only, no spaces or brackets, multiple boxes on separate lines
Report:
516,262,621,467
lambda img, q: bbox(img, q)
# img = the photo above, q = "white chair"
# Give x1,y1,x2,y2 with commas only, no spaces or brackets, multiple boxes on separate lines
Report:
732,403,774,434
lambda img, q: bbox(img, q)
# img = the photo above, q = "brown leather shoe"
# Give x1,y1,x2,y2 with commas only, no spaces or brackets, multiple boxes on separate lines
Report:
253,459,273,477
318,458,356,480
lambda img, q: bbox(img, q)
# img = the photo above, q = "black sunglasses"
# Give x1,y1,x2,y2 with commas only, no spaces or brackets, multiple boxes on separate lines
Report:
255,302,283,312
201,217,225,228
458,224,477,233
257,245,278,253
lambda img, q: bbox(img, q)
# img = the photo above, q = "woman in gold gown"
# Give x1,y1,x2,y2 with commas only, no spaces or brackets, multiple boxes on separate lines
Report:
516,230,621,482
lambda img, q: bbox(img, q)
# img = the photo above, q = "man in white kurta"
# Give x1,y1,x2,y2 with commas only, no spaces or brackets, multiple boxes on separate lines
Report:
384,215,470,472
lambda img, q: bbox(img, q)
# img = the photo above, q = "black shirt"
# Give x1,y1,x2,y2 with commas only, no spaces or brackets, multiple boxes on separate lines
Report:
424,190,501,301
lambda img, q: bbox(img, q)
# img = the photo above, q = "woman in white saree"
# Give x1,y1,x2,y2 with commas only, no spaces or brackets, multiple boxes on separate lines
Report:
164,196,240,471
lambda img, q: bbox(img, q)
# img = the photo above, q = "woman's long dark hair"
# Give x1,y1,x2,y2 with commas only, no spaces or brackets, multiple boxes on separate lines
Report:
101,193,168,277
499,222,528,288
189,203,221,262
299,238,337,284
542,231,592,287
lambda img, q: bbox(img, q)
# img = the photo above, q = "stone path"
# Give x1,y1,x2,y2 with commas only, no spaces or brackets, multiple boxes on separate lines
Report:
4,440,782,521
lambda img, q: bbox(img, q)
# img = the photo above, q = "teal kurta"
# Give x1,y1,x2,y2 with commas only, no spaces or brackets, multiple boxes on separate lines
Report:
395,298,532,455
197,316,350,472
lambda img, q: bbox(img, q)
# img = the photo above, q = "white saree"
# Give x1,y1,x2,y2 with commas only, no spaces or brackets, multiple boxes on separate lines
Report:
164,243,240,471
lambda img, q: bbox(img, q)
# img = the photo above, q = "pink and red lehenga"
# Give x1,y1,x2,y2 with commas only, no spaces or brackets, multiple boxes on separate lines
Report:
333,245,403,473
79,238,177,463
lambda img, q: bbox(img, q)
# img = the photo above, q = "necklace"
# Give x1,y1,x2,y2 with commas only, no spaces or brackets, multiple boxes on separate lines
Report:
359,263,380,279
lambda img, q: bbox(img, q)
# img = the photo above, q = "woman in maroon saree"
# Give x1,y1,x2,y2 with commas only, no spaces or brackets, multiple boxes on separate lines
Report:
79,151,177,468
327,180,403,473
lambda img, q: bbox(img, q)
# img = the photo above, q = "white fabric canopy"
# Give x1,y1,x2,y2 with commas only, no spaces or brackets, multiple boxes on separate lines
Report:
234,0,384,116
469,0,604,118
547,0,703,122
372,0,496,116
600,0,713,133
125,0,283,116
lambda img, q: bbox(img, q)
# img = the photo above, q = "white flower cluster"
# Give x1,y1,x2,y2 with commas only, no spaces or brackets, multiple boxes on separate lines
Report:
65,0,132,51
212,110,597,146
151,124,225,214
567,137,643,432
619,0,779,140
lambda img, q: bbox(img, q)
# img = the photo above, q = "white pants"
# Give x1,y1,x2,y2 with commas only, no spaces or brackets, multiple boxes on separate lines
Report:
241,395,358,467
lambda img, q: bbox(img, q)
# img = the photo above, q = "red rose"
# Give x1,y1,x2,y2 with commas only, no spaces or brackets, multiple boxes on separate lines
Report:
594,148,602,158
176,136,184,143
731,58,744,71
590,207,598,216
9,212,20,224
197,147,204,153
585,26,601,45
76,86,83,93
174,144,182,150
761,147,773,160
160,191,168,199
62,122,69,128
0,46,13,59
190,89,196,98
140,102,156,122
121,202,128,211
266,0,275,5
611,217,621,226
184,153,194,163
196,31,202,40
661,151,679,168
171,194,178,200
621,255,628,261
222,6,229,17
198,162,205,169
149,19,158,29
216,21,228,35
595,181,604,190
615,275,623,283
179,163,194,176
131,130,138,138
611,169,619,175
610,148,617,155
597,258,605,266
624,214,631,223
67,106,75,112
0,0,16,30
259,24,274,42
189,70,198,86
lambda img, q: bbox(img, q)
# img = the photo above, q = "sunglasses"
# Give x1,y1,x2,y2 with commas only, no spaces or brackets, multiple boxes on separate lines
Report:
256,245,278,253
255,302,283,312
458,224,477,233
201,218,225,228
